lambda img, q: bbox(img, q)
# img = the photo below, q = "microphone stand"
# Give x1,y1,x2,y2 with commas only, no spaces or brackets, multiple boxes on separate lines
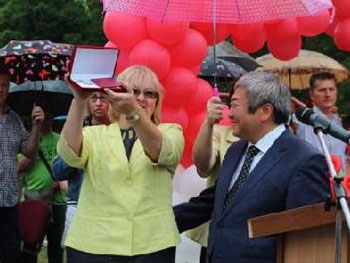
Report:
314,126,350,263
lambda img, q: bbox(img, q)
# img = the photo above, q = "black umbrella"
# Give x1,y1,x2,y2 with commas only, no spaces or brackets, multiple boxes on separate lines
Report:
200,41,258,80
7,80,73,117
200,57,248,79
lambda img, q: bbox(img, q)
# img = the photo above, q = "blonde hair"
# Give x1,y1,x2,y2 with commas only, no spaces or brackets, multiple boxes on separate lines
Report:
110,65,163,124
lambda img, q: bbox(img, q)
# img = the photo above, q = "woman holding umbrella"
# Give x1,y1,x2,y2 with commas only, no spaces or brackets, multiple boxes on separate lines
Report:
58,65,184,262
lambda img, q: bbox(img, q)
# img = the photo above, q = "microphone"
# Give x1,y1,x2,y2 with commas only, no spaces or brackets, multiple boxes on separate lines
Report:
296,106,350,144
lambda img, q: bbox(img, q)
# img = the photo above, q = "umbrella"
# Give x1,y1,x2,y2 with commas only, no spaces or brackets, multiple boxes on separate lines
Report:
101,0,332,24
200,57,248,79
7,80,73,116
207,41,258,72
0,40,72,84
200,41,258,79
256,50,350,90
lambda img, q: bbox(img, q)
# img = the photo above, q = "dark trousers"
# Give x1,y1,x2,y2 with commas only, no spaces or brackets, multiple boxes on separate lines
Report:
200,246,207,263
0,205,21,263
47,204,66,263
67,246,176,263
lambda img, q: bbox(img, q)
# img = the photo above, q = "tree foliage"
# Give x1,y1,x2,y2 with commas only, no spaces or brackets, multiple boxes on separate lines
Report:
0,0,106,46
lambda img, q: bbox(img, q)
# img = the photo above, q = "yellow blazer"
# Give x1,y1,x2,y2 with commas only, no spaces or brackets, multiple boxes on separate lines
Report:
57,122,184,255
186,125,238,246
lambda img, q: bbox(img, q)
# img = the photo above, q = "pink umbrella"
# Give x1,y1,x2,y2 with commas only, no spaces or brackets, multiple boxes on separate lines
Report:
102,0,332,24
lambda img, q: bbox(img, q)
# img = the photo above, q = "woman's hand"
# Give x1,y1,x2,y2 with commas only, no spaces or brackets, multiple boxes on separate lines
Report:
65,74,91,103
104,83,140,116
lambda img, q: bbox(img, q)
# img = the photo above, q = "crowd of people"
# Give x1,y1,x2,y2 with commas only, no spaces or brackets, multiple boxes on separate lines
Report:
0,62,347,263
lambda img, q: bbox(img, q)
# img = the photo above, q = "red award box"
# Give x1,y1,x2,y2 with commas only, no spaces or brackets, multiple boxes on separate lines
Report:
68,45,126,92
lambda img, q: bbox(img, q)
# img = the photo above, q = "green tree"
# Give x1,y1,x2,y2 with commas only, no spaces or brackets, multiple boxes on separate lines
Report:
0,0,106,46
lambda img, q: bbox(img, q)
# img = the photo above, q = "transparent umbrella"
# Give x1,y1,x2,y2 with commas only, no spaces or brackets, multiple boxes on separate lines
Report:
256,50,350,90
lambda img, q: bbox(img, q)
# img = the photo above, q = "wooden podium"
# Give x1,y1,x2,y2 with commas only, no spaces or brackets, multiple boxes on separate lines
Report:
248,202,350,263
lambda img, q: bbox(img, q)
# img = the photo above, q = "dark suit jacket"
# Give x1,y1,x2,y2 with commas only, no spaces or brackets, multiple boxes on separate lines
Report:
174,130,330,263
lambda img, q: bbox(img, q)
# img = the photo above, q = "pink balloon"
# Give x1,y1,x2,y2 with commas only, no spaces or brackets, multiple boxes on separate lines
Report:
191,22,230,45
170,29,208,68
297,10,330,37
103,13,148,49
334,18,350,52
161,106,189,130
146,18,190,45
267,35,302,61
128,40,171,80
185,78,212,114
163,67,197,107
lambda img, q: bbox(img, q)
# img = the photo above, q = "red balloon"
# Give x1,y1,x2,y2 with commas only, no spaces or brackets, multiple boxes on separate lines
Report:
103,13,148,49
333,0,350,18
185,78,212,114
230,23,266,53
146,19,190,45
232,34,265,53
265,18,299,40
325,16,342,36
185,111,206,144
170,29,208,68
181,139,194,168
189,65,201,76
191,22,230,45
128,40,171,80
163,67,197,107
161,106,189,130
297,10,330,37
115,49,130,74
267,35,302,61
230,22,265,40
218,105,231,126
334,18,350,52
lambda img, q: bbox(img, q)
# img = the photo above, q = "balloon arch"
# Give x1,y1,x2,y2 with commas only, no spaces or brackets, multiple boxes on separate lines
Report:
102,2,349,167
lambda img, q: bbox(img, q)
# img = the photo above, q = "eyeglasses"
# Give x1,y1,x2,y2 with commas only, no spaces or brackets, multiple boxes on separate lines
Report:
90,95,108,102
133,89,158,99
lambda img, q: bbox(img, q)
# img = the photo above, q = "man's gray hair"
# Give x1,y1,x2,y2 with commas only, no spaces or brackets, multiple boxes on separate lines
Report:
234,71,291,124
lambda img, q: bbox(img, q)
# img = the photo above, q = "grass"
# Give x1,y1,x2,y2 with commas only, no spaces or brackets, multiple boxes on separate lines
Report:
37,247,66,263
38,247,47,263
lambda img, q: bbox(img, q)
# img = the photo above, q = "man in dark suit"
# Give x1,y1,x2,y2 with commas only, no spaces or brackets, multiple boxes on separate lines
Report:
174,71,330,263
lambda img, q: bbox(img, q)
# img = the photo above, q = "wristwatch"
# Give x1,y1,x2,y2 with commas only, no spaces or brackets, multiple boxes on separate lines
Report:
126,108,141,122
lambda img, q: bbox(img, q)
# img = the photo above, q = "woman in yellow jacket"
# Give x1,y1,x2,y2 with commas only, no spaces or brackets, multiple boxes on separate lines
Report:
58,65,184,263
